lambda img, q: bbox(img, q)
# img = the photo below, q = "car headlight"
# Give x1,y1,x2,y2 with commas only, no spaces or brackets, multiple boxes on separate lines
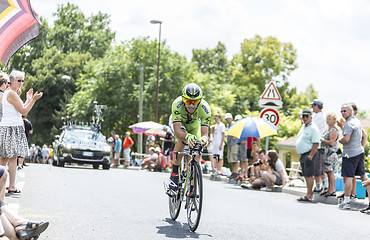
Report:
104,146,111,152
65,143,72,150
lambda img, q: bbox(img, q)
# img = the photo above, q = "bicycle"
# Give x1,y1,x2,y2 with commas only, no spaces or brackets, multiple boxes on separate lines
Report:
164,142,219,232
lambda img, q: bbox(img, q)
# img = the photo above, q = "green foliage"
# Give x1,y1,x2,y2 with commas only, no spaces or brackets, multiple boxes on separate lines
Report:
69,37,193,139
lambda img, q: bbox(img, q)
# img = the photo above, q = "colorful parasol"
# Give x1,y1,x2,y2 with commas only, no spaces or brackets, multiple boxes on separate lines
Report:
0,0,40,67
144,128,166,137
226,116,278,141
129,121,165,135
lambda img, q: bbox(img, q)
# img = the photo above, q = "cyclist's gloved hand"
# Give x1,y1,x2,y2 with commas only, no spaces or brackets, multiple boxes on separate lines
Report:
199,136,208,146
186,133,197,147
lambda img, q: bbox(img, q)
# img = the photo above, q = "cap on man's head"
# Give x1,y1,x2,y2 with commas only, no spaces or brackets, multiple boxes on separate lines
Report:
125,132,130,135
155,147,161,152
302,109,312,115
149,147,155,151
224,113,232,120
310,99,323,107
235,115,242,121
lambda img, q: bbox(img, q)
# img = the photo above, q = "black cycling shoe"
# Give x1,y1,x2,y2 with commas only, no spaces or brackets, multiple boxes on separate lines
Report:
169,173,179,191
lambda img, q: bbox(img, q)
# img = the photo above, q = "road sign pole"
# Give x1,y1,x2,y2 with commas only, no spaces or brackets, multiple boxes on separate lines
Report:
266,136,269,151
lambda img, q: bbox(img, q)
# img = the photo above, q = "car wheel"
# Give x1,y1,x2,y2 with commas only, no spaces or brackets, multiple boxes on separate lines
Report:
93,164,99,169
57,159,65,167
52,159,57,166
103,164,110,170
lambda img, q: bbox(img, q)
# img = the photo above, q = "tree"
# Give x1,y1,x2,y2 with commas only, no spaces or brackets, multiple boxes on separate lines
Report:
14,3,115,145
230,35,298,113
69,37,193,140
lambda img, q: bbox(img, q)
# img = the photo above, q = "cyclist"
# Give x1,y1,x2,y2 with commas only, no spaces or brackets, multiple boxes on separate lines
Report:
168,83,211,191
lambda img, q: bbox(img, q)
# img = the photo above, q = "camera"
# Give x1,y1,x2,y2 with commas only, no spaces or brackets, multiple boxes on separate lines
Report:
253,159,263,167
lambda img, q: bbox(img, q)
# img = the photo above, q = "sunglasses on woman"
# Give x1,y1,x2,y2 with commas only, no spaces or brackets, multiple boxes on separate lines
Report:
17,79,24,83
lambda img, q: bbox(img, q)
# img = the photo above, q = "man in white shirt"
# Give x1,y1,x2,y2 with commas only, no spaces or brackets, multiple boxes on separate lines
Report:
213,114,225,175
310,99,328,192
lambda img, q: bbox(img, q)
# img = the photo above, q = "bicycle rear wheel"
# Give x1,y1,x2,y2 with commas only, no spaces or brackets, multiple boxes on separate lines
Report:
186,162,203,232
169,189,182,220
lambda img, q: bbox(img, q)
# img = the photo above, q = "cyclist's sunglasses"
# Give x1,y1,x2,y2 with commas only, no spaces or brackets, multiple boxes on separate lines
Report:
183,97,200,105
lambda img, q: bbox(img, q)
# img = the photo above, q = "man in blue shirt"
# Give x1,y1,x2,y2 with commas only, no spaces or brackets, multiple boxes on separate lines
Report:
113,134,122,168
296,109,320,202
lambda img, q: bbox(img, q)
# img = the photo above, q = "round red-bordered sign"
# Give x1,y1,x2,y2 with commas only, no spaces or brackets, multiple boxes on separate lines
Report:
259,108,280,126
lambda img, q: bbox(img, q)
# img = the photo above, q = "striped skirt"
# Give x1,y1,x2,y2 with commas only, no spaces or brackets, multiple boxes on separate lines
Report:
0,126,29,158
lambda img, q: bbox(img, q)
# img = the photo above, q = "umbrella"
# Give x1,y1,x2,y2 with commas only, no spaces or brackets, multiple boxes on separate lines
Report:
0,0,41,67
129,121,165,131
129,121,165,135
226,116,278,141
144,128,166,137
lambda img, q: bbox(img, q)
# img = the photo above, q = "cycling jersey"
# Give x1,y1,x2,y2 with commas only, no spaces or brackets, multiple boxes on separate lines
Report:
171,96,211,138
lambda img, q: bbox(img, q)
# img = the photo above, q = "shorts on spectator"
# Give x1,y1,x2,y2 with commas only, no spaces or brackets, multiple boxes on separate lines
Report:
212,144,223,159
228,145,238,163
299,151,319,177
341,152,365,178
114,151,121,160
237,143,247,162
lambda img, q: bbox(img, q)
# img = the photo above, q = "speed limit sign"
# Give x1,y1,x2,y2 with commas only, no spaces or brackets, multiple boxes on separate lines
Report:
259,108,280,126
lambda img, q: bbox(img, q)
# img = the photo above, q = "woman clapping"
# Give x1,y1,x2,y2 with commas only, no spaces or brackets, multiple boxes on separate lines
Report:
0,70,42,194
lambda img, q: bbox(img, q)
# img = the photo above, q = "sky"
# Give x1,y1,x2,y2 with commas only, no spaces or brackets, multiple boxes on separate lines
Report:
31,0,370,117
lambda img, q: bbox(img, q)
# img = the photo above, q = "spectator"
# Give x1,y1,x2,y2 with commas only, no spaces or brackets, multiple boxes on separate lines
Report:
337,103,367,200
141,147,158,170
249,142,263,182
122,132,134,167
112,134,122,168
296,109,320,202
0,72,10,122
234,115,250,182
28,144,35,163
246,137,260,165
225,113,238,180
319,112,339,197
162,127,174,167
212,114,225,176
310,99,328,193
153,147,165,172
41,145,49,164
20,115,32,166
338,104,370,212
207,125,215,175
47,145,53,164
146,135,155,153
249,150,287,190
0,70,42,194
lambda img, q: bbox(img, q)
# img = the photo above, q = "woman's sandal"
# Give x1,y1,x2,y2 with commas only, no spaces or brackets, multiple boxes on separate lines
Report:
297,196,312,202
15,221,49,240
325,192,336,197
8,189,21,194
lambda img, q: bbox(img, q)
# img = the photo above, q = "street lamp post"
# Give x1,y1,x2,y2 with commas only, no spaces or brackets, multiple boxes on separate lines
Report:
61,75,71,124
150,19,162,122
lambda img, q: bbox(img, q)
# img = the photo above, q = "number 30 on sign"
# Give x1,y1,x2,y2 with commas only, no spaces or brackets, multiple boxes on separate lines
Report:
259,108,280,126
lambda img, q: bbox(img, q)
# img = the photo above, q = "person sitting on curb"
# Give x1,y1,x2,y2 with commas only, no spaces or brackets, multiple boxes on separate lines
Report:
153,147,165,172
242,150,287,191
0,165,49,239
141,147,158,170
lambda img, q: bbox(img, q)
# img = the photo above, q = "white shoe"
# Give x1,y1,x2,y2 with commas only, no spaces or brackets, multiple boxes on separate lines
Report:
338,201,351,209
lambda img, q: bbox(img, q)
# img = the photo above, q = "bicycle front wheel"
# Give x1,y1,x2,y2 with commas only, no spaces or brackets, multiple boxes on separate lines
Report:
169,189,182,220
186,162,203,232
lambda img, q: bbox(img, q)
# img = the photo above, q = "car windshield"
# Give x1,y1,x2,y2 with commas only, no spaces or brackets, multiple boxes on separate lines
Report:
64,129,105,142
